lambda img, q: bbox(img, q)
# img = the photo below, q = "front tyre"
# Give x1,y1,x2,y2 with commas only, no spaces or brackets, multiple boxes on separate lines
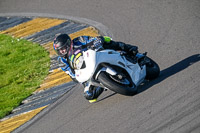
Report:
97,72,136,96
145,57,160,80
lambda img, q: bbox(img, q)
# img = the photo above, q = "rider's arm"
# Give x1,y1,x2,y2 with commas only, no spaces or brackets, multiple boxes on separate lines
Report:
57,57,77,82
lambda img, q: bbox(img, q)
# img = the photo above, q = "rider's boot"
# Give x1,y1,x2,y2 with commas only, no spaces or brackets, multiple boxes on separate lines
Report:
84,86,104,103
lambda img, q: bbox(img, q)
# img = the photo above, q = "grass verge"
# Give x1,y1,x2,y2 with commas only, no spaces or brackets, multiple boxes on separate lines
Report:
0,34,50,119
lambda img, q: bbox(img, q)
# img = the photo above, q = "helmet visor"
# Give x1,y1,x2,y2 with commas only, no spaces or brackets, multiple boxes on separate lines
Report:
54,39,71,57
58,45,68,56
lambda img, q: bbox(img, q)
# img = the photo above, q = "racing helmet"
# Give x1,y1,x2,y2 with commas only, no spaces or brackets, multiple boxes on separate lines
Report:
53,34,71,57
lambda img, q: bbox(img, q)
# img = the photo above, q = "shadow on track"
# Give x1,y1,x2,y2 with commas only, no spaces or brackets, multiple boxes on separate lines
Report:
97,92,117,103
137,54,200,93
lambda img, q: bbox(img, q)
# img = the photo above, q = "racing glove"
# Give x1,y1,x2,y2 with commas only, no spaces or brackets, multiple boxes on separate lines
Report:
65,67,76,79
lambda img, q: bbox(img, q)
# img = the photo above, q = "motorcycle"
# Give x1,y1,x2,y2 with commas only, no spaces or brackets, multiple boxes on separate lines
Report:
74,47,160,96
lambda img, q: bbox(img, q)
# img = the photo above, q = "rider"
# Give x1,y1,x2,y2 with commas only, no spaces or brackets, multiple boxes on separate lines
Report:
53,34,138,103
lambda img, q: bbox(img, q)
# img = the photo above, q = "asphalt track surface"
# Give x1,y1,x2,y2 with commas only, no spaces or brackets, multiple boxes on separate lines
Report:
1,0,200,133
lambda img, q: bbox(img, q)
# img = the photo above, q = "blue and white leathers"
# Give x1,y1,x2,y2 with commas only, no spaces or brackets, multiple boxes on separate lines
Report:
57,36,103,79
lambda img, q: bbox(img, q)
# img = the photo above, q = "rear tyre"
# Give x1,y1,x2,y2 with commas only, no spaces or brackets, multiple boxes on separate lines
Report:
97,71,136,96
145,57,160,80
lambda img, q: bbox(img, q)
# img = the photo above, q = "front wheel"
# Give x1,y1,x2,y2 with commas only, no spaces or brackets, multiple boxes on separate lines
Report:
145,57,160,80
97,72,136,96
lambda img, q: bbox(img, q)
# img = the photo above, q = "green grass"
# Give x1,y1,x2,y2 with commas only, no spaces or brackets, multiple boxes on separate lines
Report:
0,34,50,119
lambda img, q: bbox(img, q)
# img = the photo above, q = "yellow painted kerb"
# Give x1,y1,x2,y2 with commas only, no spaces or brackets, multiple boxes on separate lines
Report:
69,26,99,39
35,69,72,93
0,106,47,133
0,18,66,38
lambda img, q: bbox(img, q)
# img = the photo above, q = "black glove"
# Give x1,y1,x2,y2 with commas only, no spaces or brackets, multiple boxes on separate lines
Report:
128,46,138,56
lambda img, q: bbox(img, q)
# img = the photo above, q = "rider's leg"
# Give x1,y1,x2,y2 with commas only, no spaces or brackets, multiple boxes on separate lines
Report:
103,41,138,56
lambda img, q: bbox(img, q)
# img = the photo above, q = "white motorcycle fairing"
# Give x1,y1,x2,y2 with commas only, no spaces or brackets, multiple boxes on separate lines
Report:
75,49,146,87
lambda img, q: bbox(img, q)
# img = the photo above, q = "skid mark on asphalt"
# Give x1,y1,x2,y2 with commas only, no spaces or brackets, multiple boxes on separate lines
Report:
0,16,100,133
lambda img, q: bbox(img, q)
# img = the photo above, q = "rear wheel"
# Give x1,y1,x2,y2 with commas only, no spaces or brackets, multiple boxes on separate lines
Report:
145,57,160,80
97,71,136,96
